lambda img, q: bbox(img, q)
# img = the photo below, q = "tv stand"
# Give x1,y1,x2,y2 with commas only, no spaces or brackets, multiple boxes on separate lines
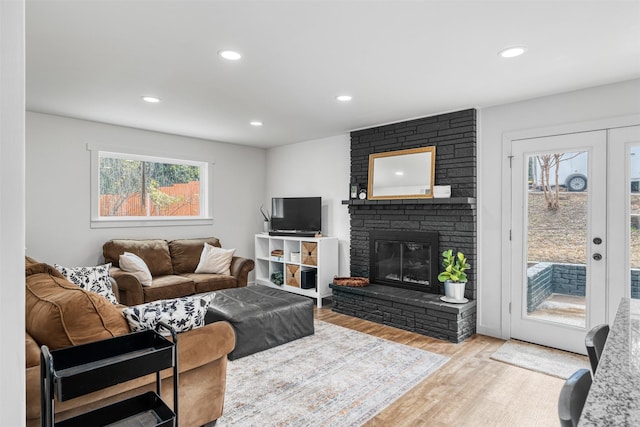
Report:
269,230,318,237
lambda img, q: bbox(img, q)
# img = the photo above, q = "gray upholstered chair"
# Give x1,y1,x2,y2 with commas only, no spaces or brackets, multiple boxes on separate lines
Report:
558,368,592,427
585,323,609,374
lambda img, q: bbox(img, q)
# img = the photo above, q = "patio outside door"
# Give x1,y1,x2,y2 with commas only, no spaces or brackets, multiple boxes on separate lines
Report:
510,130,607,354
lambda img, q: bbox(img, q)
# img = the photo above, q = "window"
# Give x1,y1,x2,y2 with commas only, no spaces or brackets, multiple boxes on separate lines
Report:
90,145,212,228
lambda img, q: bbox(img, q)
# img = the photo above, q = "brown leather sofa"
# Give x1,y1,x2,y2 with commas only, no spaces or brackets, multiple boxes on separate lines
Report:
25,257,236,427
103,237,254,306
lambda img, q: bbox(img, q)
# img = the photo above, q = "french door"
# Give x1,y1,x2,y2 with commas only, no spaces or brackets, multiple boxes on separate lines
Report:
608,125,640,313
510,131,607,354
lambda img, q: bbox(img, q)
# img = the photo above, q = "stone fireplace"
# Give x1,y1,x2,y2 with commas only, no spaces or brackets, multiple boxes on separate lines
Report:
330,108,477,343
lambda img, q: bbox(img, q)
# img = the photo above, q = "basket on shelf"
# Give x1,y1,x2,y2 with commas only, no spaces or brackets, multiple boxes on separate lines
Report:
332,277,369,287
286,264,301,287
301,242,318,266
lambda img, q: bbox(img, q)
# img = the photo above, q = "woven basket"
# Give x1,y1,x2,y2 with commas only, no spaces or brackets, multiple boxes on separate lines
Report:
302,242,318,266
286,264,301,287
332,276,369,287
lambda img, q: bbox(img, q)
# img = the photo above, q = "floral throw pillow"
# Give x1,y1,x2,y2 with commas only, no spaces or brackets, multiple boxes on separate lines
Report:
122,296,211,335
54,263,119,305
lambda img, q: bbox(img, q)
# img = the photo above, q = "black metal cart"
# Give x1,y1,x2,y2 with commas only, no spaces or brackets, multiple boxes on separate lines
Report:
40,322,178,427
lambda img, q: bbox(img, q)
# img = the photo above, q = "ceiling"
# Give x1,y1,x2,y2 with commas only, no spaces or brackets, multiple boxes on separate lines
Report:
26,0,640,148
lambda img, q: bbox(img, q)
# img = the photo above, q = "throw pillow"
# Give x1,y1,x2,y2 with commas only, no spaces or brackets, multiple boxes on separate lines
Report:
119,252,153,287
26,271,130,349
54,263,119,305
194,243,235,275
122,295,211,335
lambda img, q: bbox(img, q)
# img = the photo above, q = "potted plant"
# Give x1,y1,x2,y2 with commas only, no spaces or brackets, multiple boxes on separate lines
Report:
437,249,470,301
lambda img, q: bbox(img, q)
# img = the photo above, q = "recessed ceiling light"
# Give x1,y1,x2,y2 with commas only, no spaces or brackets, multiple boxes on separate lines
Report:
336,95,352,102
395,171,404,176
141,96,161,103
250,121,263,127
499,46,527,58
218,50,242,61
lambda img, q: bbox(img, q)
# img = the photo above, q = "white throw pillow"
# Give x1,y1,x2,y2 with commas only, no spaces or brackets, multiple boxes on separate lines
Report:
119,252,153,287
54,263,119,305
194,243,235,275
122,295,211,335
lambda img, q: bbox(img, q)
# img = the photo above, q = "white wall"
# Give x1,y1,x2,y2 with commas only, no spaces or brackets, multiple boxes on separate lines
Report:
265,134,351,276
478,78,640,338
1,0,26,424
26,112,266,270
265,79,640,340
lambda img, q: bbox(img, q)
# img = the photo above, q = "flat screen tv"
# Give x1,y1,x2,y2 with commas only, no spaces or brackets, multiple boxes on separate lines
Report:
271,197,321,233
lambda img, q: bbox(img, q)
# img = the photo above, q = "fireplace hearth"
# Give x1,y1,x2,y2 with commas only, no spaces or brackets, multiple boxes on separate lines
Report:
370,230,438,293
330,283,477,343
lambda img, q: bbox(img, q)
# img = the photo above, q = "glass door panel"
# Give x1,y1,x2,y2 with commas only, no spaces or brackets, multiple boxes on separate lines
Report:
526,151,588,327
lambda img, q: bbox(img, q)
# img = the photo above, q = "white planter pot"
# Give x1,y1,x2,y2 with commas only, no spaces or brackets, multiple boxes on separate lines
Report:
444,280,466,301
263,221,270,233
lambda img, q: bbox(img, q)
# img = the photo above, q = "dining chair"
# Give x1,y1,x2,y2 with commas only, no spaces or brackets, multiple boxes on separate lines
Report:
558,368,592,427
585,323,609,374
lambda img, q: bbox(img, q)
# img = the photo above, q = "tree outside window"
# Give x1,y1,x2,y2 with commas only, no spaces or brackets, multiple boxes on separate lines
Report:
99,153,205,218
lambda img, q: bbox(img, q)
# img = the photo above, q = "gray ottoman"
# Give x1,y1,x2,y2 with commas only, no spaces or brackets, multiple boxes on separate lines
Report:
204,285,314,360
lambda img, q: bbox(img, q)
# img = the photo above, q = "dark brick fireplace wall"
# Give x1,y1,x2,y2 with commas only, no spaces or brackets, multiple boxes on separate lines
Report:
348,108,477,299
333,109,478,343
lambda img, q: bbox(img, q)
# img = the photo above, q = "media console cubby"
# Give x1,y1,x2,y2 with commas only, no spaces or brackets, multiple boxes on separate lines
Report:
254,234,338,307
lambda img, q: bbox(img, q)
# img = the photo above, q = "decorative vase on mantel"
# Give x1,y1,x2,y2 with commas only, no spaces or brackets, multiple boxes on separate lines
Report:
444,280,466,301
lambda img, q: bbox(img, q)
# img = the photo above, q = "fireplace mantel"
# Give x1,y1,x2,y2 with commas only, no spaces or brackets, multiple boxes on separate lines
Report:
342,197,476,206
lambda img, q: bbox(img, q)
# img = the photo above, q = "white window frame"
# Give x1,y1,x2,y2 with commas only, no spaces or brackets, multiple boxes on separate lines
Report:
88,144,214,228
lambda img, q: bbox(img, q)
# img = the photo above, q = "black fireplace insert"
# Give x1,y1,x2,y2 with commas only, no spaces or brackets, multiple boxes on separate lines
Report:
369,230,439,293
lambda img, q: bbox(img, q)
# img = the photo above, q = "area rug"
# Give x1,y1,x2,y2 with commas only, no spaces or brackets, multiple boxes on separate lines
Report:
217,320,449,426
490,339,590,379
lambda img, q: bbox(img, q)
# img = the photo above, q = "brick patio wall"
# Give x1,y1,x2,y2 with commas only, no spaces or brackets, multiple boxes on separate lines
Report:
528,263,640,311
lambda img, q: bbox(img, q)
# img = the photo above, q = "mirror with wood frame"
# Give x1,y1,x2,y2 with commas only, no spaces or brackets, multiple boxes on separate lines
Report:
367,146,436,200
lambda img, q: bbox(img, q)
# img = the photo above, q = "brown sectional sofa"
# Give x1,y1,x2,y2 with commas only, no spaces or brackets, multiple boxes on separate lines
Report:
24,256,236,427
103,237,254,306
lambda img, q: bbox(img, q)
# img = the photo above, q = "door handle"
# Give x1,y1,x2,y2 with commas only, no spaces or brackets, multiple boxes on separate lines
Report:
593,253,602,261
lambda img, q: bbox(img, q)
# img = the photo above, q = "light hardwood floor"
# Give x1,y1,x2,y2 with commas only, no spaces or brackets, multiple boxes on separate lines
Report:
315,304,565,427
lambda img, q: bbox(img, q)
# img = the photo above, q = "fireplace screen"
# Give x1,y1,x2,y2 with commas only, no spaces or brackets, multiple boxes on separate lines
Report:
370,231,438,292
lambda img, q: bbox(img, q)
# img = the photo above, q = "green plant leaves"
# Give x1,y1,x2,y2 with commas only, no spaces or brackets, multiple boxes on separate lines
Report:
438,249,470,283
